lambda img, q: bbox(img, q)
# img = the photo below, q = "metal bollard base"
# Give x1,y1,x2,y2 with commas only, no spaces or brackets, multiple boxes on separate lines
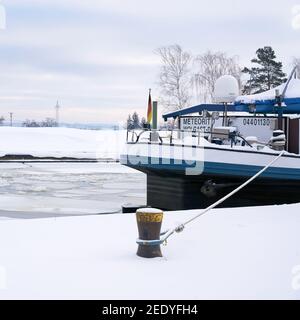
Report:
137,245,162,259
136,208,164,259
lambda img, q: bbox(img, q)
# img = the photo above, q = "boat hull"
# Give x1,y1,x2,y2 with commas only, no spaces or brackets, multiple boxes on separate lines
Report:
145,168,300,210
121,143,300,210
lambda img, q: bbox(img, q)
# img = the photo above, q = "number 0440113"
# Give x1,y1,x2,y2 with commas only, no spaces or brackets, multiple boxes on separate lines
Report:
242,118,271,126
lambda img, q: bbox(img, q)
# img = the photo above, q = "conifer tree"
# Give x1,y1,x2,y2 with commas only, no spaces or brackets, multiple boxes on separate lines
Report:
242,46,287,94
132,112,141,129
126,114,134,130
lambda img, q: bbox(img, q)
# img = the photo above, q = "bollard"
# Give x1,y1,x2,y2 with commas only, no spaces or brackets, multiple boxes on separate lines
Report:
136,208,163,258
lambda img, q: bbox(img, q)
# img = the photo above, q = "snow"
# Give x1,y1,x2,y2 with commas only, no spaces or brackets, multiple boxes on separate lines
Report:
0,203,299,299
0,127,125,159
0,124,299,299
213,126,237,132
235,78,300,104
137,208,163,214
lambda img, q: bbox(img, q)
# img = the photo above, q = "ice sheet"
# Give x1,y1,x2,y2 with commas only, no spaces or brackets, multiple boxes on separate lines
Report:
0,163,146,216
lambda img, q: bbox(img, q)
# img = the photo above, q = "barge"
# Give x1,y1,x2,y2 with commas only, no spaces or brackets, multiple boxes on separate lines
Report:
121,69,300,210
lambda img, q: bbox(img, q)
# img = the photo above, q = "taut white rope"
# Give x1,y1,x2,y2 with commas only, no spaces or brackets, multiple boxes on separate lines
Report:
137,150,286,246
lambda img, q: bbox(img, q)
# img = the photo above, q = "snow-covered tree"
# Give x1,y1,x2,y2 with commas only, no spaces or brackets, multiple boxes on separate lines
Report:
132,112,141,129
126,114,134,130
293,58,300,79
41,118,57,127
242,46,287,94
22,119,40,127
156,44,192,111
126,112,145,129
140,117,147,127
193,51,241,102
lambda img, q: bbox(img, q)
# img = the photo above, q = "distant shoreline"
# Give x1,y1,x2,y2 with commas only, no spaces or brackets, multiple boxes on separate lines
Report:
0,154,119,163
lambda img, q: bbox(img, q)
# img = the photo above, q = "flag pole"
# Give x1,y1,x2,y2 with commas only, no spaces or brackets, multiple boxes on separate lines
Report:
147,88,152,128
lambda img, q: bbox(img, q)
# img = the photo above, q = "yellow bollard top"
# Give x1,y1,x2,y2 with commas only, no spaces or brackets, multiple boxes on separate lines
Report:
136,208,163,223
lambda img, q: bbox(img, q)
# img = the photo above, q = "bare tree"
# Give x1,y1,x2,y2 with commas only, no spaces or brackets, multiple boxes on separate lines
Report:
293,58,300,78
193,51,241,102
22,119,40,127
156,44,192,111
40,118,58,127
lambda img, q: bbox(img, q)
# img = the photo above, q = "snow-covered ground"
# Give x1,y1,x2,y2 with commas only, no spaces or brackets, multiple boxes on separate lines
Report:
0,163,145,217
0,126,299,299
0,204,300,299
0,127,124,159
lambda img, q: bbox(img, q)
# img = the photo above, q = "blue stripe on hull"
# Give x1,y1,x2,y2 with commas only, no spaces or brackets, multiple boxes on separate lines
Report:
203,161,300,180
120,155,300,181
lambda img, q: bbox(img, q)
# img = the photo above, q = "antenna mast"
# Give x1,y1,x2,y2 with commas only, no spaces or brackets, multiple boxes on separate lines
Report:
55,101,60,126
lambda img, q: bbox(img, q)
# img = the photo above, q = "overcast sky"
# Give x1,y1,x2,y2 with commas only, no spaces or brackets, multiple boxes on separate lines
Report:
0,0,299,123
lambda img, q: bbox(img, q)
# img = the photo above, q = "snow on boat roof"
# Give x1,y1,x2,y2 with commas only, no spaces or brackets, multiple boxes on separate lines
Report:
236,78,300,104
0,204,299,299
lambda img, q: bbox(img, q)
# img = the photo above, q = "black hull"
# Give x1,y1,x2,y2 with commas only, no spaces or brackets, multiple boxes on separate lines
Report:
130,166,300,210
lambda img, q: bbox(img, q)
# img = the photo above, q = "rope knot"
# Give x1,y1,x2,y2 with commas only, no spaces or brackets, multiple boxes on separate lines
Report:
175,224,185,233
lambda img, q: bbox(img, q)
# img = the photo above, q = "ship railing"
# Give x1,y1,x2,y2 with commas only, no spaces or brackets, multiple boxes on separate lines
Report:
126,128,253,148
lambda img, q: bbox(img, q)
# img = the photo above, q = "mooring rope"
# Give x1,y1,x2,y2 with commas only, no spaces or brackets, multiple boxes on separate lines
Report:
141,150,286,246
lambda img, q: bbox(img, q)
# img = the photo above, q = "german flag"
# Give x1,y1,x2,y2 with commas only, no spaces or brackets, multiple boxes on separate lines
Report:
147,89,152,124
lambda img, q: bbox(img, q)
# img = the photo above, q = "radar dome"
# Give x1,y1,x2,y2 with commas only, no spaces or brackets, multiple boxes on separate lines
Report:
214,75,239,103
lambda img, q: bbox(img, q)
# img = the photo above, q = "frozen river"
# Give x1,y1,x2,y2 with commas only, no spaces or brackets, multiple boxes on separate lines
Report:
0,162,146,219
